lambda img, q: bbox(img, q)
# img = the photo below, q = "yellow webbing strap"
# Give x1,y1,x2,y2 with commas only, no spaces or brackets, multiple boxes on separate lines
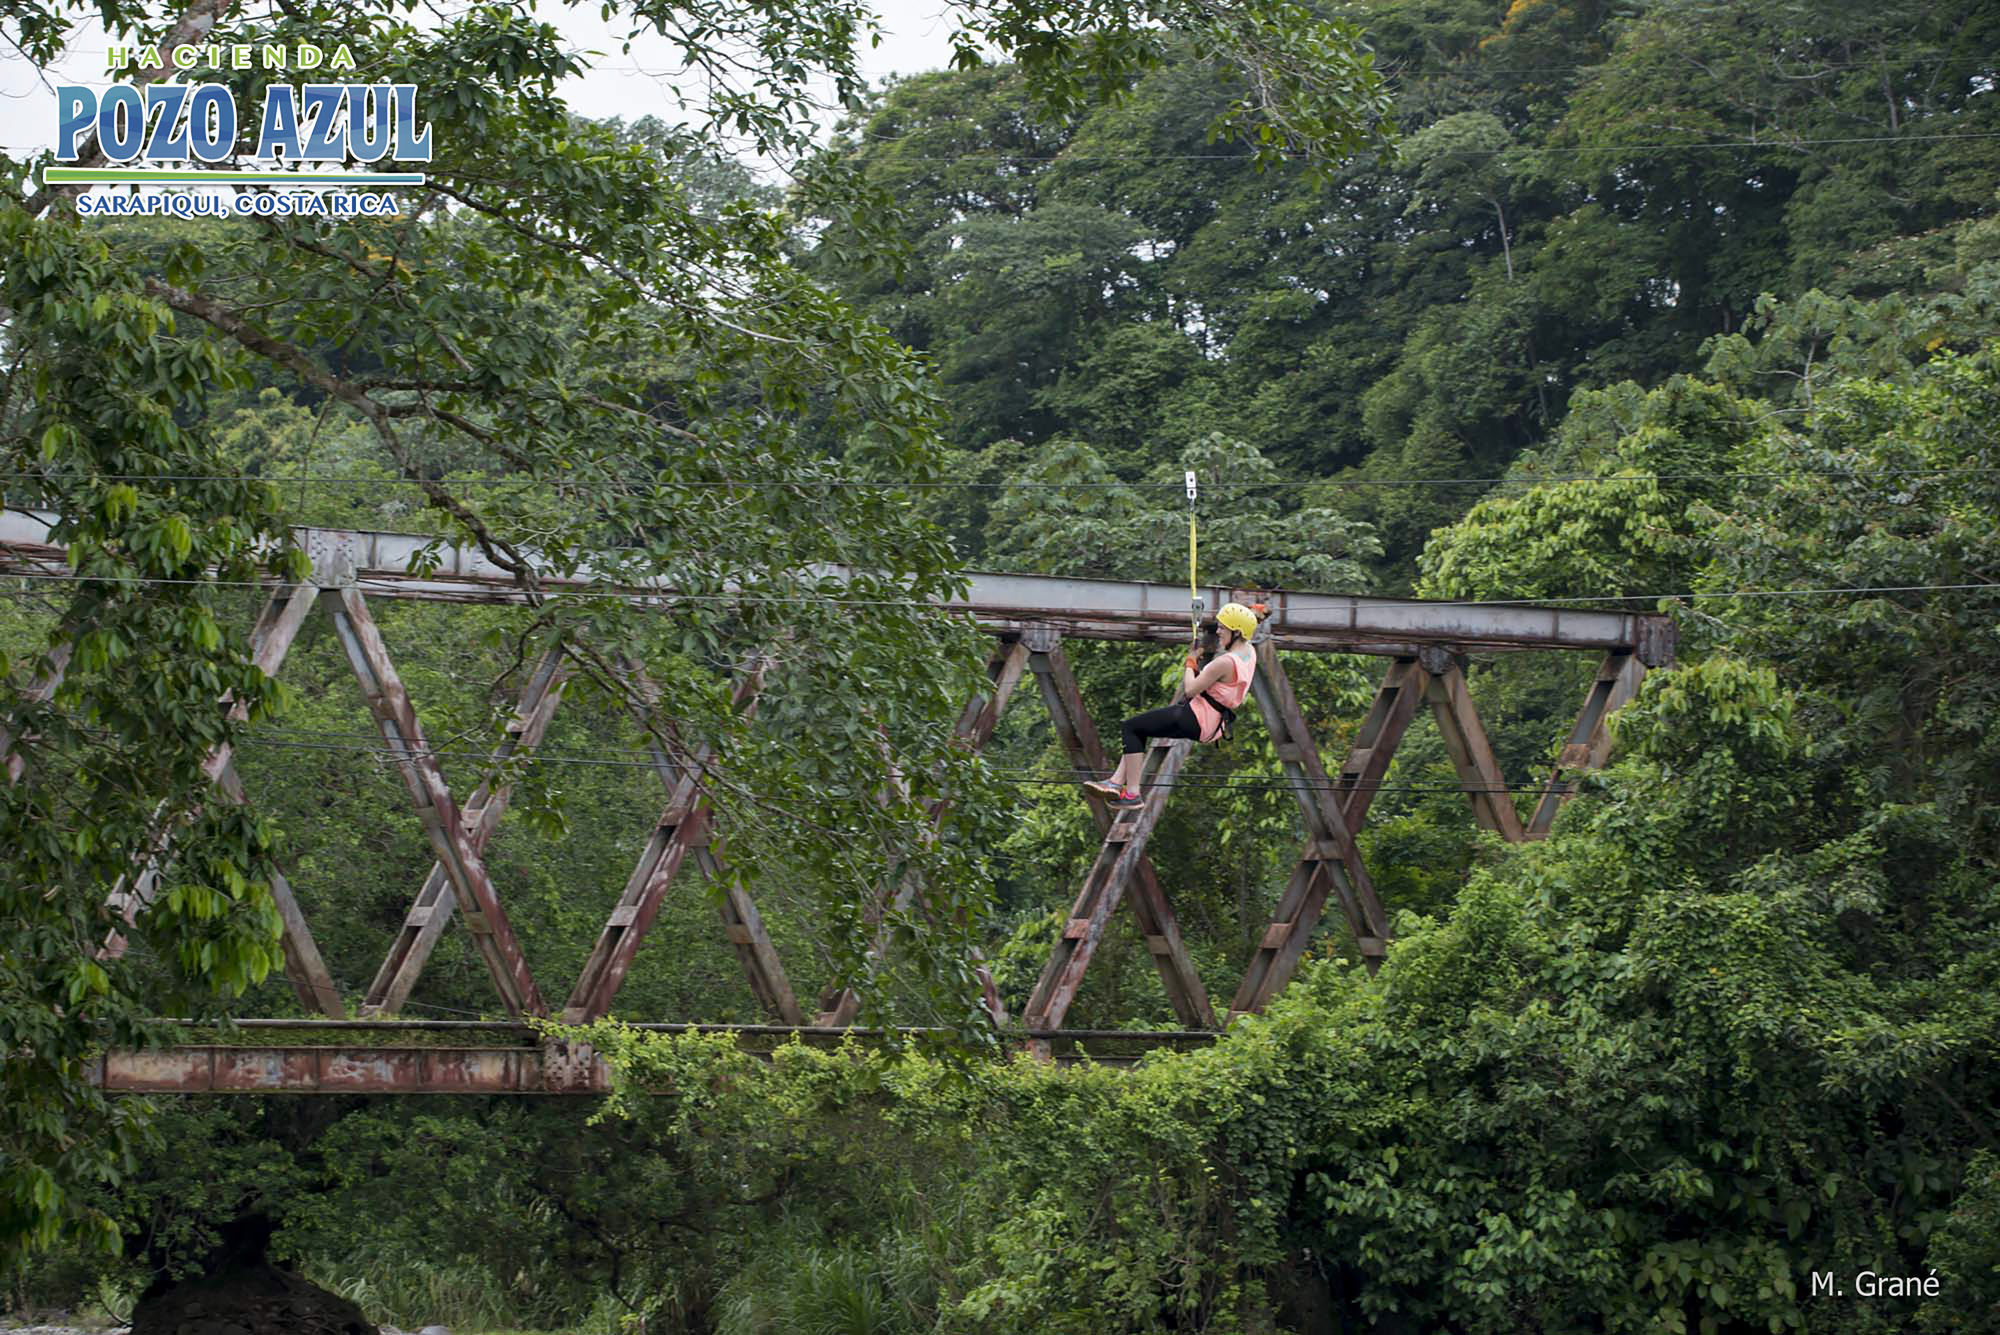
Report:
1185,470,1199,647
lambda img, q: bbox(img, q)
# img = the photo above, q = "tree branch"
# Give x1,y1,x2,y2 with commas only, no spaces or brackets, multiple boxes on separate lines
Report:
142,277,537,582
30,0,239,218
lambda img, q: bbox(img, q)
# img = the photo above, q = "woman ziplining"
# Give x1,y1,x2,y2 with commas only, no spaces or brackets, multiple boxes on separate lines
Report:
1084,599,1263,808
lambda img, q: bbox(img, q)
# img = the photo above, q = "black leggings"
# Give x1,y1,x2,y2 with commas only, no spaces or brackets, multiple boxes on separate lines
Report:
1121,701,1202,758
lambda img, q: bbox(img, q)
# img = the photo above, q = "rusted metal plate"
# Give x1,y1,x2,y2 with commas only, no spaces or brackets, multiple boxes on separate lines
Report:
96,1045,608,1094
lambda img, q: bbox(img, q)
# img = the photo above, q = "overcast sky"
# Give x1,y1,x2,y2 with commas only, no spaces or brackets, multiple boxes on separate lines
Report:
0,0,971,159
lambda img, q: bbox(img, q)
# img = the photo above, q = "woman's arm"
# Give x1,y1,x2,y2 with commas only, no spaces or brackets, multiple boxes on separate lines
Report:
1181,653,1238,699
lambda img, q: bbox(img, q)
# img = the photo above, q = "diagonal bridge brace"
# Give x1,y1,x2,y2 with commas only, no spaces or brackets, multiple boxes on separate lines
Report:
1418,645,1526,843
1023,627,1214,1030
1022,733,1195,1050
598,658,801,1025
564,658,775,1023
815,636,1028,1026
1528,649,1647,838
360,642,570,1016
96,584,342,1016
0,642,71,786
1329,655,1429,833
324,580,546,1017
618,668,802,1025
1230,644,1389,1015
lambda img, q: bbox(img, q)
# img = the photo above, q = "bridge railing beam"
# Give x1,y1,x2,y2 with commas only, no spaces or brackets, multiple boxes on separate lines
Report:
0,510,1680,658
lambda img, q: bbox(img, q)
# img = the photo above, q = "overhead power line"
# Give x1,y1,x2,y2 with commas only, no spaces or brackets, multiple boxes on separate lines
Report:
8,127,2000,166
0,568,1993,608
12,722,1582,803
846,129,2000,161
3,465,1995,492
178,731,1577,798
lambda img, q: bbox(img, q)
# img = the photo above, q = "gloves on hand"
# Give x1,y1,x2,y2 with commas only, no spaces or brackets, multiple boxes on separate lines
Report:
1185,653,1201,671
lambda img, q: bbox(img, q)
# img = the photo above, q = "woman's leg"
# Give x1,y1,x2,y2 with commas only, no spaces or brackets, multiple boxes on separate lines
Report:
1106,703,1201,790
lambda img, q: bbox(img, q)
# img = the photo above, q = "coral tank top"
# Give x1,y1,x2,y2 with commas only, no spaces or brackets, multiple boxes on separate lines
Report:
1188,644,1255,743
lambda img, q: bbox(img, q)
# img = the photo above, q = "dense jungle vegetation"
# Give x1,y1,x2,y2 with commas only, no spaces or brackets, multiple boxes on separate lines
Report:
3,0,1998,1331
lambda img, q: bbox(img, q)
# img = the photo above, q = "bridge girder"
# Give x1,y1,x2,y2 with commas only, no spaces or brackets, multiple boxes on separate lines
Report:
0,509,1673,1088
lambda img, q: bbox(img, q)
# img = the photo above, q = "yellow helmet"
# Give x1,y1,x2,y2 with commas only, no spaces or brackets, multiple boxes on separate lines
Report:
1217,601,1260,639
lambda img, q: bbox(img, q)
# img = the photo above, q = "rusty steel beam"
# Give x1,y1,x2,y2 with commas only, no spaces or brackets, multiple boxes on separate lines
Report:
1527,650,1647,838
0,511,1676,657
142,1016,1222,1039
1,642,71,785
94,1043,608,1095
1024,735,1193,1047
92,1025,1225,1092
1333,657,1430,833
1418,646,1527,844
951,635,1031,751
94,585,342,1017
362,644,570,1016
1230,645,1389,1016
617,662,803,1025
816,637,1027,1026
565,661,771,1023
1023,627,1215,1030
324,583,545,1017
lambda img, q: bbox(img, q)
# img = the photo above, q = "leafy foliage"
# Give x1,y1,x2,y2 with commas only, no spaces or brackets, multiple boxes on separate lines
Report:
5,0,2000,1328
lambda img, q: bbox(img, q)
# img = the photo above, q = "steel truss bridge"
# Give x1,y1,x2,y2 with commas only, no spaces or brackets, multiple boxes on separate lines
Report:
0,510,1674,1092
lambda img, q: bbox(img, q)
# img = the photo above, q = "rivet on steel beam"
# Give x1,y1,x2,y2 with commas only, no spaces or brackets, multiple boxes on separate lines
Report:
1021,623,1061,654
1417,644,1459,677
